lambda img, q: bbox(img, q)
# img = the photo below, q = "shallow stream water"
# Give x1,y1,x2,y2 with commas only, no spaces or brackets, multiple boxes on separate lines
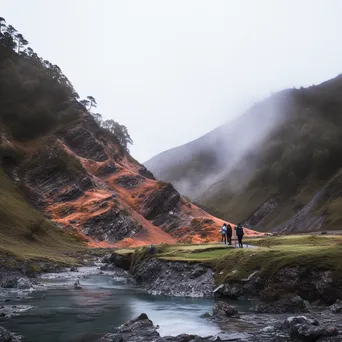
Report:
0,267,268,341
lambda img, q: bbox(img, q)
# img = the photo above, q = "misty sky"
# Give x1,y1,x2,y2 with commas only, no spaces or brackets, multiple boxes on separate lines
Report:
2,1,342,162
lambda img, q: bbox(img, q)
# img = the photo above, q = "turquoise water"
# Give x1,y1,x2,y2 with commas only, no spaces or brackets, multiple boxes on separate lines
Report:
0,271,256,342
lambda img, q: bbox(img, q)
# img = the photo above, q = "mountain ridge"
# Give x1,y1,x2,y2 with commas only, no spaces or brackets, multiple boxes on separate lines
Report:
146,74,342,233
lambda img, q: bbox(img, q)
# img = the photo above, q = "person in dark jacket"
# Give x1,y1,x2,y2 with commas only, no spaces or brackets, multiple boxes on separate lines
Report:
226,223,232,245
235,223,244,248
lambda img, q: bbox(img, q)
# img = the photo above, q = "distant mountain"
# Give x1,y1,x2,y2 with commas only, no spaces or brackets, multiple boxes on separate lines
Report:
145,75,342,233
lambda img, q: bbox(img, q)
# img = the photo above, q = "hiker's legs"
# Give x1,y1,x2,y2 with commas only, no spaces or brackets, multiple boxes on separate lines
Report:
227,236,232,245
221,234,226,244
238,236,243,248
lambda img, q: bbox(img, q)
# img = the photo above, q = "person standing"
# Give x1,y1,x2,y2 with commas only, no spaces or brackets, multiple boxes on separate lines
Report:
220,223,227,244
235,223,244,248
226,223,232,245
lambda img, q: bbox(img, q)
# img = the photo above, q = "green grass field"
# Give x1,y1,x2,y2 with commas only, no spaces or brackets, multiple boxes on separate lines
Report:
117,235,342,284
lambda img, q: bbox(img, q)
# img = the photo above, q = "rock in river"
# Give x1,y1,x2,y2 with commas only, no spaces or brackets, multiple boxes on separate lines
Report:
0,326,20,342
283,316,339,341
100,313,222,342
212,301,238,317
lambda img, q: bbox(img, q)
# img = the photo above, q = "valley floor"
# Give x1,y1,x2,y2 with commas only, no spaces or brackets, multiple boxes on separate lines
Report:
1,234,342,341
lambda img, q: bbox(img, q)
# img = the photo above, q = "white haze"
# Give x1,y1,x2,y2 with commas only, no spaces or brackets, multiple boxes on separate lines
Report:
2,1,342,162
147,91,290,198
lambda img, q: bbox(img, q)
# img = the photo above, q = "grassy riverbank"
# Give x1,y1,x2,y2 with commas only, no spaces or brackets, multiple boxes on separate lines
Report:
116,235,342,283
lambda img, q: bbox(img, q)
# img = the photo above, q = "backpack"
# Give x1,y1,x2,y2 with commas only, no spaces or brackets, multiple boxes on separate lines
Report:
236,225,244,236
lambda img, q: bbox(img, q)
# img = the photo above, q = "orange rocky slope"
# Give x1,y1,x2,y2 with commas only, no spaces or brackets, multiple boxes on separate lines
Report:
2,107,262,247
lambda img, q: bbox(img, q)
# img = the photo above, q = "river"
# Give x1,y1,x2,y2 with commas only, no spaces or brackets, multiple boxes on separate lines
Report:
0,267,260,342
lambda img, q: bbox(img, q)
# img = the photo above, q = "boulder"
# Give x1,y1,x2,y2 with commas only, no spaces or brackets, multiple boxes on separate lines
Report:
330,300,342,314
17,278,32,290
100,313,160,342
74,280,82,290
101,254,112,264
0,326,20,341
1,277,18,289
212,301,238,317
109,253,131,271
221,282,244,299
100,313,214,342
70,266,79,272
255,296,308,314
283,316,338,341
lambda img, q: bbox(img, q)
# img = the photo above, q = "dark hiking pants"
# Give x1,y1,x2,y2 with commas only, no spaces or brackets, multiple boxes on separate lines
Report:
237,235,243,248
221,234,227,244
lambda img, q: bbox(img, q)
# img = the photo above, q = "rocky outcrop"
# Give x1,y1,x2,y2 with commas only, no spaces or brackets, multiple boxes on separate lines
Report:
330,300,342,314
0,326,20,342
0,305,33,319
245,196,279,228
100,313,220,342
61,124,108,162
141,183,181,225
274,191,325,234
283,316,339,341
132,258,214,297
17,278,32,290
219,267,342,305
97,163,120,177
115,175,144,189
83,209,142,242
21,143,92,204
99,312,342,342
255,296,308,314
107,253,131,271
138,166,155,180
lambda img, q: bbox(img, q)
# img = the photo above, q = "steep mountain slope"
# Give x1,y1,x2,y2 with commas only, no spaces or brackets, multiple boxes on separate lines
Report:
0,166,85,262
145,90,291,198
0,18,261,251
146,75,342,233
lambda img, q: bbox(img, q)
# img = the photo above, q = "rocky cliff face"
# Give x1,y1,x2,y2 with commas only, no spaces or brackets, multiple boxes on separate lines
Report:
1,108,261,248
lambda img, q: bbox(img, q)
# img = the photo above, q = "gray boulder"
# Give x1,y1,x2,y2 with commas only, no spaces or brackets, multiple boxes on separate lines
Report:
0,326,20,342
330,300,342,314
1,277,18,289
100,313,216,342
283,316,338,341
17,278,32,290
100,313,160,342
212,301,238,317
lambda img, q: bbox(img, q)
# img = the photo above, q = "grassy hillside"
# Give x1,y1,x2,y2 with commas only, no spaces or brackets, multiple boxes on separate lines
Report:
0,167,85,265
146,75,342,233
